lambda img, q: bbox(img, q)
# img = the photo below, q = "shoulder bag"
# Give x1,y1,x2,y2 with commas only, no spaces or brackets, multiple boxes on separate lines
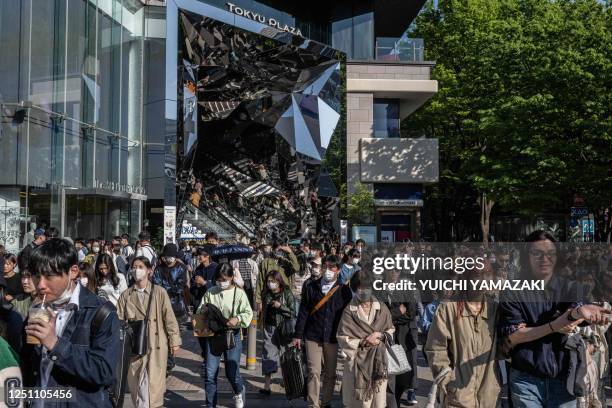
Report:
384,332,411,375
209,287,238,355
125,283,155,357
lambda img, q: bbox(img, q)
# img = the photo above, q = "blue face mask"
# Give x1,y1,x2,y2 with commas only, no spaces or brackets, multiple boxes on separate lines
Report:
356,289,372,302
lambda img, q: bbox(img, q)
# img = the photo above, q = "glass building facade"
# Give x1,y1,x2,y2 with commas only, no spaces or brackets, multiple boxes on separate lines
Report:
0,0,146,253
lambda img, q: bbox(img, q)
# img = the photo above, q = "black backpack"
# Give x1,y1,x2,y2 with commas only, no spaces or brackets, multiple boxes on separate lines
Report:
92,302,132,408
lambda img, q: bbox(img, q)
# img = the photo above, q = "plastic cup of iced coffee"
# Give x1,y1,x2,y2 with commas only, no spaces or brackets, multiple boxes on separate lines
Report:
27,303,50,345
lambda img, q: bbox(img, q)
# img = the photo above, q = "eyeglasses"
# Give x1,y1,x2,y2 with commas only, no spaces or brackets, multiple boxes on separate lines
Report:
529,250,557,260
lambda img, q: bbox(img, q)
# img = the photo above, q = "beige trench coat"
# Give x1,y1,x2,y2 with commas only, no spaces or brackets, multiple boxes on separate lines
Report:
117,283,182,408
424,301,501,408
337,298,395,408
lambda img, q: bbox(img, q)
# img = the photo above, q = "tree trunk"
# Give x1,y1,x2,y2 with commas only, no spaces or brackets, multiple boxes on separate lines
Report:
480,192,495,247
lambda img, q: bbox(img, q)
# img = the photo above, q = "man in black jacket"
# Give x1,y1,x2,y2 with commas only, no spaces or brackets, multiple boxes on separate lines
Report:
293,255,352,408
17,227,47,272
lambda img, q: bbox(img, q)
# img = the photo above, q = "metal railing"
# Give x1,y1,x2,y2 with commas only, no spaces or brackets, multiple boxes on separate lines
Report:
375,37,424,62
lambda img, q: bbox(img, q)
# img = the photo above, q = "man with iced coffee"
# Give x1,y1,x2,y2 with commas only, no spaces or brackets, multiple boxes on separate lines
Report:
21,238,120,407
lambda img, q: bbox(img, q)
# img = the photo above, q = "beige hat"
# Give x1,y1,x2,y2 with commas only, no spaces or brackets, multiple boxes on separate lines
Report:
311,257,322,265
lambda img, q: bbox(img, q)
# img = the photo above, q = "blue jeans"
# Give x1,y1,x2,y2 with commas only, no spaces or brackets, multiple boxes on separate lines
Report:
204,331,245,407
510,369,577,408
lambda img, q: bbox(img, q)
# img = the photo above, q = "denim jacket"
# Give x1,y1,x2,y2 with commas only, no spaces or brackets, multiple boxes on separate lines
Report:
21,287,120,407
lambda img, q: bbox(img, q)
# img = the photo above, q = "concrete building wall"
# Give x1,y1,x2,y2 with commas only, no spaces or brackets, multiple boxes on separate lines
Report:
360,138,439,183
347,92,374,194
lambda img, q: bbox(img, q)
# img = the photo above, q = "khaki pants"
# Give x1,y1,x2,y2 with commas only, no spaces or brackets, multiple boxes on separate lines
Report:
305,340,338,408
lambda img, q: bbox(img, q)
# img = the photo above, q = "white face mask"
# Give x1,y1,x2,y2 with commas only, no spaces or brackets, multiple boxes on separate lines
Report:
132,268,148,282
352,258,360,265
268,282,279,290
324,269,336,283
92,246,100,254
185,246,190,251
218,281,231,290
165,257,176,264
79,277,89,287
52,278,74,305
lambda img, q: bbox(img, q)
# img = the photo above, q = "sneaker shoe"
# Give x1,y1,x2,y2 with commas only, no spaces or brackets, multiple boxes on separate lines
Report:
406,389,418,405
234,393,244,408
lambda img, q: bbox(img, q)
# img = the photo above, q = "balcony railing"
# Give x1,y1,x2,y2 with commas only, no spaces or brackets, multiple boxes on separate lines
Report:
375,37,424,62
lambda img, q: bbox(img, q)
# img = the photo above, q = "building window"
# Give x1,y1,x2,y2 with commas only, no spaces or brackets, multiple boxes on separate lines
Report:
373,99,400,138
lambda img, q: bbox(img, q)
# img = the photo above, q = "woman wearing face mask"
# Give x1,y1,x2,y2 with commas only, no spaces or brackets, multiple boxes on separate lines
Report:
84,240,101,265
259,269,295,395
94,253,128,306
197,263,253,408
117,256,182,408
78,261,108,301
339,248,362,285
337,270,395,408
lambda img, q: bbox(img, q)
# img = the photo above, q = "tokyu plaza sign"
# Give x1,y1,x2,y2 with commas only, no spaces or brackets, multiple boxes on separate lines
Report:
226,2,303,36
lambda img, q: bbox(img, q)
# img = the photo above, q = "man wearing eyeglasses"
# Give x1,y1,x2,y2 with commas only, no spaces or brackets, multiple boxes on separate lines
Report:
499,231,611,408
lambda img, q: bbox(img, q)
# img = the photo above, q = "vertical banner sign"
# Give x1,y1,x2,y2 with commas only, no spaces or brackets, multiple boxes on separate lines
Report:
164,206,177,245
340,220,348,245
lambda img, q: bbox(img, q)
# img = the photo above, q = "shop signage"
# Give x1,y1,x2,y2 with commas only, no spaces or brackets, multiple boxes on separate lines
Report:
226,2,303,36
352,225,377,245
94,180,146,196
570,206,588,217
374,199,424,207
164,206,177,245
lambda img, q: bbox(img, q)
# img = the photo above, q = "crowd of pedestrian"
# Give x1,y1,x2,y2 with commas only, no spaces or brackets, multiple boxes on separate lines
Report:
0,227,611,408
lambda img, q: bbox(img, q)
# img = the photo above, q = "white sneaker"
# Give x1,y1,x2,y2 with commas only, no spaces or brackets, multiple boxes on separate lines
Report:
234,393,244,408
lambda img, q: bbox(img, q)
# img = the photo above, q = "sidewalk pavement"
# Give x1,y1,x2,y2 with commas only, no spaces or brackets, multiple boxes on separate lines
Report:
124,329,610,407
123,329,432,407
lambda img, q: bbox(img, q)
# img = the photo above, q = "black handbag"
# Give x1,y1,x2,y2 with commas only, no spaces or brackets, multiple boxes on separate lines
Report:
277,293,295,340
278,318,296,341
125,283,155,357
209,288,237,355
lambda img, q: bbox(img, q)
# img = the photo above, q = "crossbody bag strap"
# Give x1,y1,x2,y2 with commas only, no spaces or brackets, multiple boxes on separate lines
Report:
230,286,237,317
310,285,340,316
144,282,155,321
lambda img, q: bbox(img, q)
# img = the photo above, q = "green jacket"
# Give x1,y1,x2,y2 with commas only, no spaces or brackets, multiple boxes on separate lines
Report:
198,286,253,329
256,252,299,304
260,287,295,328
0,337,20,389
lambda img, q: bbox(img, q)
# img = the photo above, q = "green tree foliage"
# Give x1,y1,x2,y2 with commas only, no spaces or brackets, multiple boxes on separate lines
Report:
347,182,375,224
404,0,611,242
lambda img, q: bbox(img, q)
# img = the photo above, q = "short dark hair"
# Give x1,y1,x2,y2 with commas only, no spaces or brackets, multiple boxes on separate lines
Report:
206,231,218,241
28,238,77,277
350,270,373,291
46,227,60,239
121,233,130,240
131,256,152,270
196,247,210,257
3,253,17,265
213,262,234,280
355,239,365,246
138,231,150,241
325,255,342,269
113,236,122,241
